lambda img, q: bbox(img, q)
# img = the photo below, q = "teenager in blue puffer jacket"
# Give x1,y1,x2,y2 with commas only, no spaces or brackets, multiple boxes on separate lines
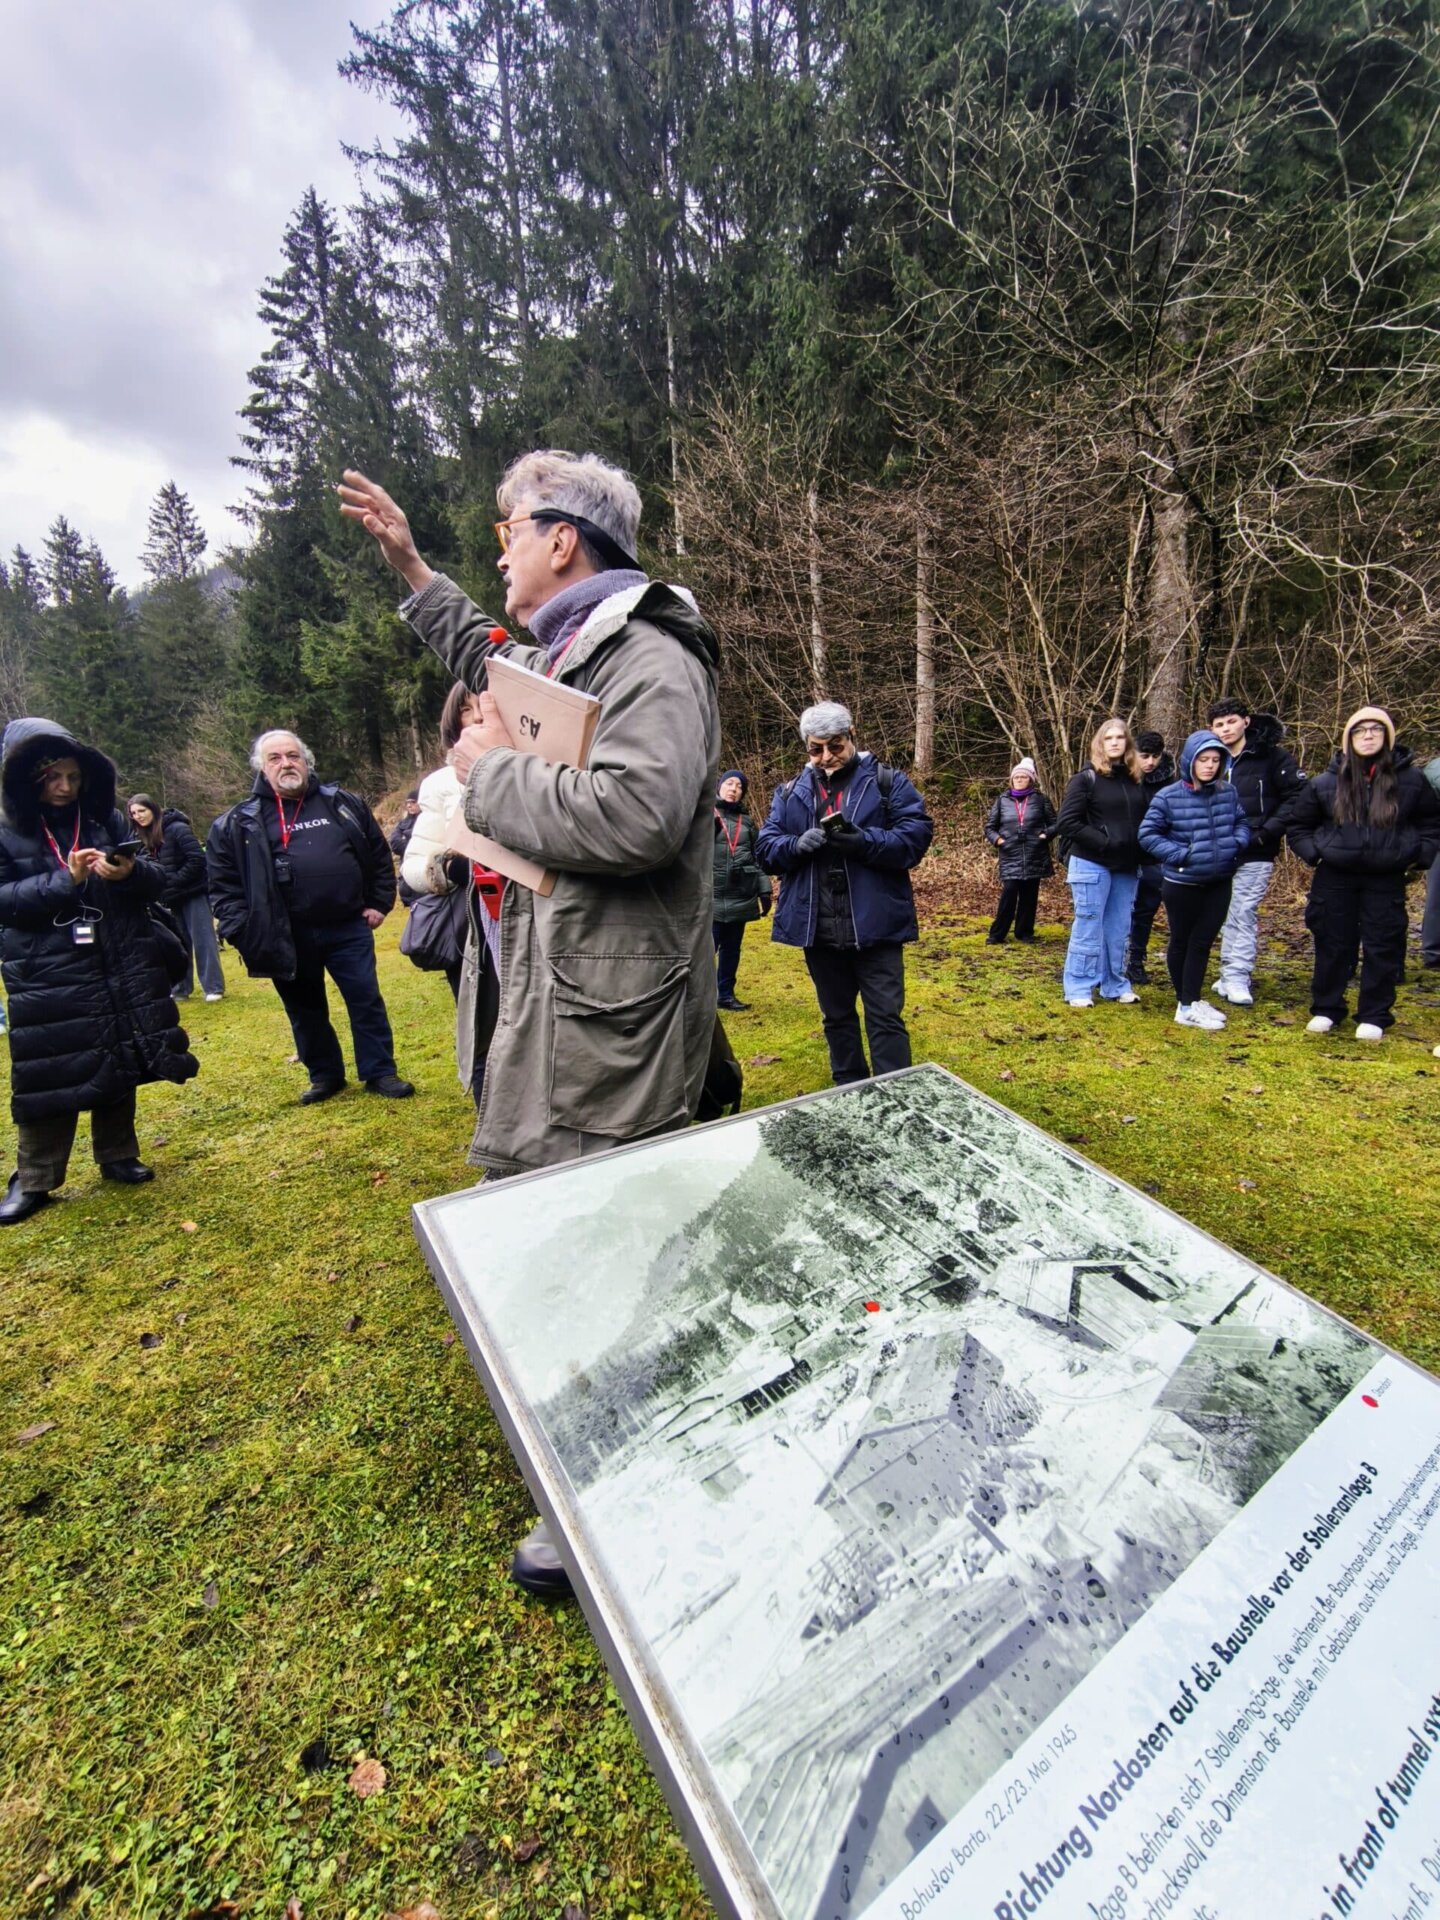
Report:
1139,730,1250,1030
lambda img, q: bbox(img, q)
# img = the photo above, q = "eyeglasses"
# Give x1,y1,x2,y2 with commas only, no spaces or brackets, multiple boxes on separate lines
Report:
494,508,640,571
806,736,852,757
494,514,534,552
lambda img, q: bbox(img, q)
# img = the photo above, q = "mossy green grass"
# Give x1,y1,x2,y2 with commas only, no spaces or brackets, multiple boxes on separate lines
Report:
2,912,1437,1917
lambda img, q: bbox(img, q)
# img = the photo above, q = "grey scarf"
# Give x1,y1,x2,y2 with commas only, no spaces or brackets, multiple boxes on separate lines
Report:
527,570,648,664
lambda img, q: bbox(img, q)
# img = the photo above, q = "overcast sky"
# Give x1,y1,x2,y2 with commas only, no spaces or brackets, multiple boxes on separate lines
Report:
0,0,405,589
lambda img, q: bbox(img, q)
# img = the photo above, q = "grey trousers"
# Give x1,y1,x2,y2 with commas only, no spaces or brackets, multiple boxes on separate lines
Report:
1216,859,1275,988
1422,853,1440,966
173,893,225,998
15,1091,139,1192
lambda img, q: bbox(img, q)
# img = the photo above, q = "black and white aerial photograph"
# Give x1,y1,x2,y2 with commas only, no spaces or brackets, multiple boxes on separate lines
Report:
419,1066,1374,1920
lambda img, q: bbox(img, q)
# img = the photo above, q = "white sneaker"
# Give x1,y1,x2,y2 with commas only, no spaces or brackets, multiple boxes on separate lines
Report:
1355,1022,1384,1042
1306,1015,1334,1034
1214,979,1253,1006
1174,1004,1211,1028
1067,998,1094,1010
205,993,223,1002
1114,988,1139,1005
1202,1001,1227,1027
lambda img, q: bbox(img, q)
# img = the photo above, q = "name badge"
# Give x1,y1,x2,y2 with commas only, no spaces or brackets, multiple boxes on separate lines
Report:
73,921,96,946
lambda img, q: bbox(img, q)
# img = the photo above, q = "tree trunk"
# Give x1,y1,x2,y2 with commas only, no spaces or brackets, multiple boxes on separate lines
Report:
914,515,935,779
666,285,686,556
496,22,531,352
1140,479,1195,748
807,481,826,697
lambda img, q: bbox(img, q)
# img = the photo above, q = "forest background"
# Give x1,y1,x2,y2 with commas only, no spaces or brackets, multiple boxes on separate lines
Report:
2,0,1438,827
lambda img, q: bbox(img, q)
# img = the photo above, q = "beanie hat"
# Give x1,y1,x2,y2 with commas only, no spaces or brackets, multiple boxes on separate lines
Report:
1135,730,1165,755
717,768,748,794
1342,705,1395,752
1010,756,1038,782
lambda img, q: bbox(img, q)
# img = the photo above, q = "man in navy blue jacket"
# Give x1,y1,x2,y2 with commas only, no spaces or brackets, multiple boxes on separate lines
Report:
757,702,933,1084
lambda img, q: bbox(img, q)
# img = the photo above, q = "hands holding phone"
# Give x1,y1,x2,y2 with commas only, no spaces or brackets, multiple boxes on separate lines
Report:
68,845,137,884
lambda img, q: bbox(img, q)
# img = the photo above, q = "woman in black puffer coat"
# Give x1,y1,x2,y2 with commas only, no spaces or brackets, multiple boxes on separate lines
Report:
1285,704,1440,1041
0,720,199,1223
984,756,1056,943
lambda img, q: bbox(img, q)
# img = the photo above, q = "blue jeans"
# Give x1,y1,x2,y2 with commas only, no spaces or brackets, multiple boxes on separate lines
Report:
1063,857,1139,1001
272,916,398,1085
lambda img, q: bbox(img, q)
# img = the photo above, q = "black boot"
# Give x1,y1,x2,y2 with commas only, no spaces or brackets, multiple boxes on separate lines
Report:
0,1173,52,1224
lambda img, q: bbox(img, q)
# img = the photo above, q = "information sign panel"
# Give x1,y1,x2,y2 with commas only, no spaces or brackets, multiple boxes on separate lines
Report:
413,1067,1440,1920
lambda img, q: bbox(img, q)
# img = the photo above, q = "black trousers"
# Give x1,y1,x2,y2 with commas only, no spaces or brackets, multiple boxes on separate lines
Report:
272,917,398,1085
1306,868,1409,1029
713,920,747,999
803,941,910,1084
1128,863,1164,968
1162,877,1233,1005
989,878,1041,942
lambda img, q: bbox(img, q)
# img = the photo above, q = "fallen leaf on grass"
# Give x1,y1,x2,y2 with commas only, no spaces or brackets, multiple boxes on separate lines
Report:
997,1069,1015,1083
325,1270,340,1284
187,1903,241,1919
1247,1085,1265,1095
202,1582,218,1609
562,1906,587,1920
748,1052,780,1066
152,1136,169,1148
384,1904,440,1920
345,1314,362,1334
139,1332,163,1350
370,1170,389,1187
1238,1178,1258,1191
16,1421,56,1443
441,1330,456,1348
180,1221,198,1234
285,1899,303,1919
349,1757,387,1798
1120,1115,1137,1125
513,1836,542,1862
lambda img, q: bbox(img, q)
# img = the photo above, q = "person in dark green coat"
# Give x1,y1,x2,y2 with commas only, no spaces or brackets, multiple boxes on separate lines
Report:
713,770,771,1010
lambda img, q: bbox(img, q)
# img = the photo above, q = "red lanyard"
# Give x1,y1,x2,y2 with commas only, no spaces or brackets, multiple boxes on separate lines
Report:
43,816,81,870
274,795,301,848
1013,794,1031,828
715,808,742,854
816,776,846,820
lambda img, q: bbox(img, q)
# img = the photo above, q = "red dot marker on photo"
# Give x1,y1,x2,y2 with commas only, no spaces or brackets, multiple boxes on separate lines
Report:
863,1301,881,1314
1362,1394,1379,1408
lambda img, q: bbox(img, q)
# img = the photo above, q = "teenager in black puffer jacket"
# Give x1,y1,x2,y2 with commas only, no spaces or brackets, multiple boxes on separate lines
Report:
0,721,199,1223
984,756,1056,943
1285,705,1440,1040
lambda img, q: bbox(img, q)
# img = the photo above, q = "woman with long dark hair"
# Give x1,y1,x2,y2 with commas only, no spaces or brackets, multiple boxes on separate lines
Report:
128,794,224,1000
1286,706,1440,1040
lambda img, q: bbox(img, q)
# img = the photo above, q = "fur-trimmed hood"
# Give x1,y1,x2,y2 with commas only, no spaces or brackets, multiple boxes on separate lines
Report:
0,717,118,834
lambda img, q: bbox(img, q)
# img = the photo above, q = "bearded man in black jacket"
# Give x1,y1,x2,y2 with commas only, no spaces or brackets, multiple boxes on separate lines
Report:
207,730,413,1104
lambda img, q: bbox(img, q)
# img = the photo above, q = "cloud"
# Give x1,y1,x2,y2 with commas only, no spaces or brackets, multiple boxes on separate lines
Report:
0,0,404,585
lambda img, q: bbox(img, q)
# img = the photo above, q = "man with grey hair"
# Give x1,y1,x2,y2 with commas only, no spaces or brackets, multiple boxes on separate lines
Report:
207,728,411,1103
758,700,933,1085
338,453,721,1596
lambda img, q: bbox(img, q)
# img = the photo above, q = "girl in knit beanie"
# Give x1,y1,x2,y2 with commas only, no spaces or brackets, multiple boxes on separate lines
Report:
1284,705,1440,1040
984,757,1057,944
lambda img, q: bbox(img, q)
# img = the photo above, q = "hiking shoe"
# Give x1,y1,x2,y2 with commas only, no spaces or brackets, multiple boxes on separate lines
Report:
1127,966,1151,986
1354,1022,1384,1042
365,1074,415,1098
717,996,750,1011
301,1078,345,1105
1305,1015,1334,1035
